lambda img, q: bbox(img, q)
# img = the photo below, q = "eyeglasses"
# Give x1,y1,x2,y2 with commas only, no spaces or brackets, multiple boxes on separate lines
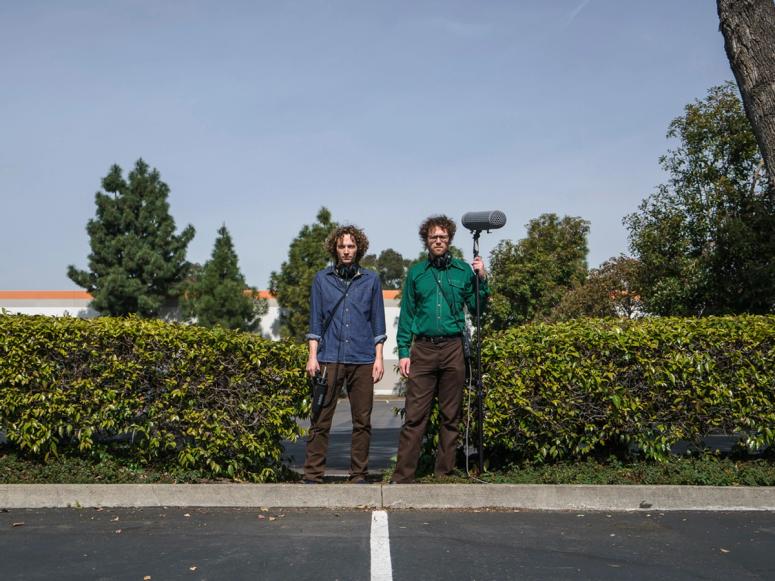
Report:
427,235,449,242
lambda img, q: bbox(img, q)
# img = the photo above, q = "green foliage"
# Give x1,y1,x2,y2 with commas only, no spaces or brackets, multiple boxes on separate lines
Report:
0,314,308,482
625,82,775,315
481,315,775,464
487,213,589,329
68,159,196,317
362,248,410,290
269,207,337,341
182,225,266,331
548,256,643,321
0,447,210,483
477,456,775,486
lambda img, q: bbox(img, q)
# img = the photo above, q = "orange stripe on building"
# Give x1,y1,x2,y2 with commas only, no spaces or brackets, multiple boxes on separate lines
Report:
0,291,93,300
1,289,399,301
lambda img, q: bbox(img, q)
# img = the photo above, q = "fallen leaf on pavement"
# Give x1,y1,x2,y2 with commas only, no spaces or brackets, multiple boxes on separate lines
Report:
189,566,198,571
11,522,24,527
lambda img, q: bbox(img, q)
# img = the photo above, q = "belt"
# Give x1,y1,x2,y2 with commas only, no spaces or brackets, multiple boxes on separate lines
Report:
416,334,461,344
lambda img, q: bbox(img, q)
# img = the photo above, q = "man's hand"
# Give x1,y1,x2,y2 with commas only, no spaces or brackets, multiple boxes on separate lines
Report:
472,256,487,279
399,357,411,377
372,359,384,383
306,355,320,378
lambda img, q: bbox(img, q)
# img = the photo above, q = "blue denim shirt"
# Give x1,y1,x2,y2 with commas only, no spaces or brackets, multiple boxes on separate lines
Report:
306,266,387,364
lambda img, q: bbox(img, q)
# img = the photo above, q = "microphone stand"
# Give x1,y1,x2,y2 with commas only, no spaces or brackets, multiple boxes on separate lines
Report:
471,230,485,474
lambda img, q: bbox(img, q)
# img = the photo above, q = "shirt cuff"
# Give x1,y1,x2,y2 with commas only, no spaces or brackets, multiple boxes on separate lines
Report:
305,333,321,341
373,334,387,344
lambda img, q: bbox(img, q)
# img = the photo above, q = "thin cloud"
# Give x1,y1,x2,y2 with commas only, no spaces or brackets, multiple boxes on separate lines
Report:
427,17,490,39
565,0,592,28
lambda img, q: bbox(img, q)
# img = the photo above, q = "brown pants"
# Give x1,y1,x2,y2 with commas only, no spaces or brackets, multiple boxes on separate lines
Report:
303,363,374,482
392,339,466,483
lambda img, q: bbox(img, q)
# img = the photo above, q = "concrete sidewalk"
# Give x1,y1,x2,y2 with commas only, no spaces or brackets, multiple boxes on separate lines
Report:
1,483,774,511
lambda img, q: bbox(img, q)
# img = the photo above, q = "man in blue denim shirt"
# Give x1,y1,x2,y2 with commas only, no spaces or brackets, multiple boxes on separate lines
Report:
303,225,387,483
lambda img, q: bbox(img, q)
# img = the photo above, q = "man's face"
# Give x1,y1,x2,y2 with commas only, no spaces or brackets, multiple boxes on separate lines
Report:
427,226,450,257
336,234,357,265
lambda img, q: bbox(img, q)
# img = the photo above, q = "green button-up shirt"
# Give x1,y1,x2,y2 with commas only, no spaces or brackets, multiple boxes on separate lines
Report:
396,257,490,359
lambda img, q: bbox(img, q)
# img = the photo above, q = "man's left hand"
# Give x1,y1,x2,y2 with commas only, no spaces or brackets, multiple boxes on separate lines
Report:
372,359,384,383
472,256,487,279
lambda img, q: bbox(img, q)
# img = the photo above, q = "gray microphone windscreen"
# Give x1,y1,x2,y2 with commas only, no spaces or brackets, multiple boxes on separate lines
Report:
461,210,507,232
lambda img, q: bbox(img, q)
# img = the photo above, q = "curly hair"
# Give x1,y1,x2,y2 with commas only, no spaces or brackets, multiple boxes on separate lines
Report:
418,214,457,246
325,225,370,263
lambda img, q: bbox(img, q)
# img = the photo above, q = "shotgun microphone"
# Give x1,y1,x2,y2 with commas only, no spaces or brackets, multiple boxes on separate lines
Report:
461,210,507,232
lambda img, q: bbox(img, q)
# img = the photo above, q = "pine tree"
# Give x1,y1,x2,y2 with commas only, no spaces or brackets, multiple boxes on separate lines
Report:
182,225,265,331
269,207,337,341
67,159,195,317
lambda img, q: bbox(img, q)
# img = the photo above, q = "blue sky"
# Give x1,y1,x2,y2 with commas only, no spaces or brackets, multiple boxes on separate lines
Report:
1,1,734,290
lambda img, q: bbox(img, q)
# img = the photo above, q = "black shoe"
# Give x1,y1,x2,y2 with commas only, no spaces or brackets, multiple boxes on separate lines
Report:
301,478,320,484
348,477,367,484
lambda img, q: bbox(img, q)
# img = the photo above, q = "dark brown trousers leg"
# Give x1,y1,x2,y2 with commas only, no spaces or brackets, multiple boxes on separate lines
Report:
347,364,374,479
392,340,465,483
303,363,373,482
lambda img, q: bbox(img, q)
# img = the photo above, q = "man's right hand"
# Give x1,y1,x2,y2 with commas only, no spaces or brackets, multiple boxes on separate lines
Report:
399,357,411,377
306,356,320,378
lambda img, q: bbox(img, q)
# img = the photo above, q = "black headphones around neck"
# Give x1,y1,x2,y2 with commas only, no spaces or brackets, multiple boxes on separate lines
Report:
429,252,452,270
335,262,359,280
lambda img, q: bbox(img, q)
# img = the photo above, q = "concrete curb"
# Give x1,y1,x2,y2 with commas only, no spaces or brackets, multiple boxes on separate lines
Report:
1,484,774,511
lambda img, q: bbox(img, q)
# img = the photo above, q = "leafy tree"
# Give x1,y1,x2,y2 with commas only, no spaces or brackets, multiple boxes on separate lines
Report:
548,256,643,321
625,83,775,316
718,0,775,182
361,248,410,290
487,213,589,329
269,207,337,341
67,159,195,317
182,225,266,331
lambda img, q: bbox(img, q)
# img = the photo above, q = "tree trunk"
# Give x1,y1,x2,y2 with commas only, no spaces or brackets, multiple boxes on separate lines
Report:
717,0,775,184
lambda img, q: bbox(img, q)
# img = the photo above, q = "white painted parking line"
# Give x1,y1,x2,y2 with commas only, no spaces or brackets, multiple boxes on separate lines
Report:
371,510,393,581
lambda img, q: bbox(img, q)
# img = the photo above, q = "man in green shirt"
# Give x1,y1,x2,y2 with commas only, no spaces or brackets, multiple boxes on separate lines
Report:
392,215,490,483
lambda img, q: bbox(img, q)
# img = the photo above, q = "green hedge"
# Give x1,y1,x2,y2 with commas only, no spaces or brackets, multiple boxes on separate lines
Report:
4,314,773,481
482,315,775,463
0,315,308,481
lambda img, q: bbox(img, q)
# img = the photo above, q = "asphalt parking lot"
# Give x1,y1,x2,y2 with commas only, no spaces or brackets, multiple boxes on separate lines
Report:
2,507,773,580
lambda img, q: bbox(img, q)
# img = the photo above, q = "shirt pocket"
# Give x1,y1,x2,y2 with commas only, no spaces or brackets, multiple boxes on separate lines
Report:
447,277,467,306
347,281,373,318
